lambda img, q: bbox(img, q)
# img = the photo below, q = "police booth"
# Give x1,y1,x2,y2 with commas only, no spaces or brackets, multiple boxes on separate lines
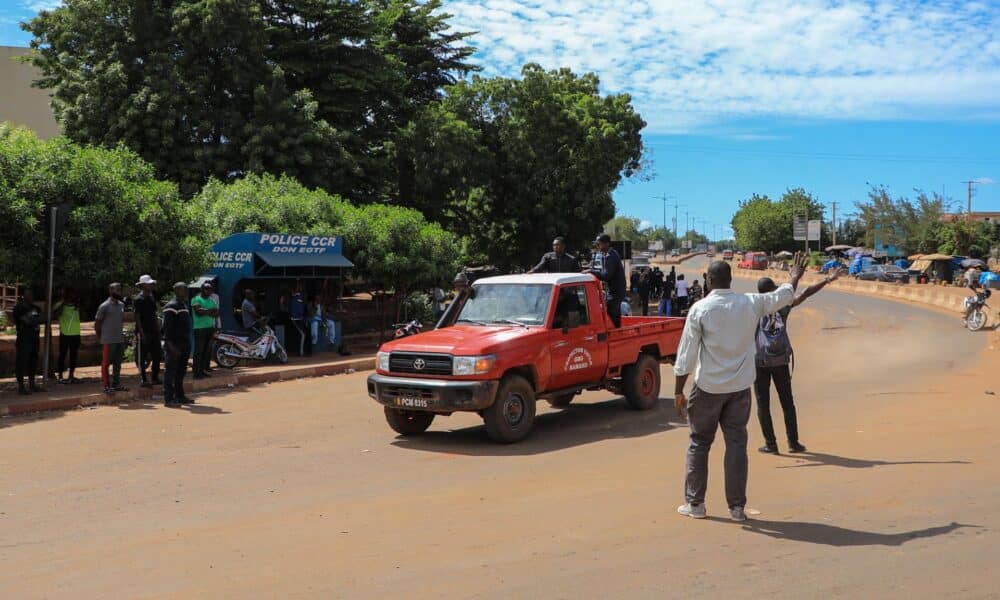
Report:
196,233,354,352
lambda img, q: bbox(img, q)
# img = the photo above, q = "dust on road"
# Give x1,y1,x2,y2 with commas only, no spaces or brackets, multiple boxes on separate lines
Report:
0,264,997,599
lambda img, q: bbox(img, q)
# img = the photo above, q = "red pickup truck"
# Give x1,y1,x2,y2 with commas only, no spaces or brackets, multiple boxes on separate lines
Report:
368,273,685,443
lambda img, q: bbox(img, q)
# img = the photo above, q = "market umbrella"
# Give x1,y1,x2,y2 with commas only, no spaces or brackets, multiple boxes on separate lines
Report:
775,250,794,258
921,253,953,261
960,258,988,269
825,244,853,252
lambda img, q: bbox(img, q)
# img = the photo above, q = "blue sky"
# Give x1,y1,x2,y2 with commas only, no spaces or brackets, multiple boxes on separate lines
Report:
3,0,998,236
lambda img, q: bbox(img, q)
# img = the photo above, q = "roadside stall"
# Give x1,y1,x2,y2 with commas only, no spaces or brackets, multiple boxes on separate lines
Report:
906,253,953,284
197,233,354,352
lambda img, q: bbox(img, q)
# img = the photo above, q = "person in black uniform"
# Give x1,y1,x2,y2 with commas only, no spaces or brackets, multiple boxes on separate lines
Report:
529,237,579,273
133,274,162,388
12,288,43,395
161,282,193,408
588,233,627,327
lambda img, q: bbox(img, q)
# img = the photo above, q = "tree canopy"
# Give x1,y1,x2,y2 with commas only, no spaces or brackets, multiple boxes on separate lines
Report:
23,0,476,199
730,188,825,252
0,124,211,292
400,64,646,268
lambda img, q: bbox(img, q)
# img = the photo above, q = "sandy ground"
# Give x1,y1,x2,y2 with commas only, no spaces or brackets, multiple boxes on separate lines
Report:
1,259,998,599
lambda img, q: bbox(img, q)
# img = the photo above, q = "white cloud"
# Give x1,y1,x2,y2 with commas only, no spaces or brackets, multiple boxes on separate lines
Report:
639,219,654,230
443,0,1000,132
21,1,61,12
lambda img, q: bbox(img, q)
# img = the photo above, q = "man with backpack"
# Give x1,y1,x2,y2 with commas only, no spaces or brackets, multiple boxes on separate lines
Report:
754,270,839,454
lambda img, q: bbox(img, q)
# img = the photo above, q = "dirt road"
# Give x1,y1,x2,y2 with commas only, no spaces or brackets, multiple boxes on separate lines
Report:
1,265,997,599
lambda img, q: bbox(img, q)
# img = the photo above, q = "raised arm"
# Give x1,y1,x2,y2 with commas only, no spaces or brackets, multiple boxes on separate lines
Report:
792,269,839,307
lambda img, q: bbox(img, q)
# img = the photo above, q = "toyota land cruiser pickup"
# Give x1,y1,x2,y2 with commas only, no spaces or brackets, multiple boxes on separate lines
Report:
367,273,685,443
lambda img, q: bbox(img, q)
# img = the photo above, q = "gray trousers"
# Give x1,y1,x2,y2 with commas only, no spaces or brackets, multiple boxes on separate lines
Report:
685,386,752,509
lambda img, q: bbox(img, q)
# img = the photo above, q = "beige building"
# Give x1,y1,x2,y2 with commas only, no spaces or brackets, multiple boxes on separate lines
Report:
942,212,1000,224
0,46,60,138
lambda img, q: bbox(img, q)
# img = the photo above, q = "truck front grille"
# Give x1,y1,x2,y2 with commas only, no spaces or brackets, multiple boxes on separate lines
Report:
389,353,452,375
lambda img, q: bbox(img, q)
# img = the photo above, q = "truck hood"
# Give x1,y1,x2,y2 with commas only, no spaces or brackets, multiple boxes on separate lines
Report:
381,325,544,356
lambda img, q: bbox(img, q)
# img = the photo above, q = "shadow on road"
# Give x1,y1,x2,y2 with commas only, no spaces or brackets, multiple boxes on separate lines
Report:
776,452,970,469
391,397,683,456
723,518,977,547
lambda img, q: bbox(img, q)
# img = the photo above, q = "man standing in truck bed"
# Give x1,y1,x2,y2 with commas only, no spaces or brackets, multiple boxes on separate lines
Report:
672,254,806,522
529,236,579,273
587,233,627,327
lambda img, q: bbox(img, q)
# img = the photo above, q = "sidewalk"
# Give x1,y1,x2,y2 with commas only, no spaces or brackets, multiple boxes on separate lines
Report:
0,349,376,416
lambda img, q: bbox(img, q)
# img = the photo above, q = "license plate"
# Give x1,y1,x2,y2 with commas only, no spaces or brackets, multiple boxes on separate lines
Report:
396,394,428,408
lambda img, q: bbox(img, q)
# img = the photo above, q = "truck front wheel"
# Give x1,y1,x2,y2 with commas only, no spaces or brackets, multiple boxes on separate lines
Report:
623,354,660,410
384,408,435,436
483,375,536,443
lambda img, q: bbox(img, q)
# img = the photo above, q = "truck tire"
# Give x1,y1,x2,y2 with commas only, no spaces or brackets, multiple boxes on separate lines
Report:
623,354,660,410
384,407,435,436
483,375,536,443
547,393,575,408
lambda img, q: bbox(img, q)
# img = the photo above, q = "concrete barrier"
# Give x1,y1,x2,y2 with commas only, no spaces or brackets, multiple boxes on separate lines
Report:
731,268,969,315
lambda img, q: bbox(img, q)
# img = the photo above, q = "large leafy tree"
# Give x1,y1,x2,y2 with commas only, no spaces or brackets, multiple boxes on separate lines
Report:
0,125,211,297
731,189,826,252
23,0,474,199
402,64,646,268
854,187,951,255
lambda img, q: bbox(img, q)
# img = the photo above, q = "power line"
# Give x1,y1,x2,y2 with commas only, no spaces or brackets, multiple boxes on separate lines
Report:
643,142,999,165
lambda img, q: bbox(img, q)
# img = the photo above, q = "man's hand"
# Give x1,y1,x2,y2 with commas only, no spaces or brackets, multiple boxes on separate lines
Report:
826,269,841,283
789,251,808,289
675,393,687,418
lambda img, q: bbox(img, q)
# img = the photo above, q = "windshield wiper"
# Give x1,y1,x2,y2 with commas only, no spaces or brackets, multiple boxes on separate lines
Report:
491,318,529,328
456,318,489,326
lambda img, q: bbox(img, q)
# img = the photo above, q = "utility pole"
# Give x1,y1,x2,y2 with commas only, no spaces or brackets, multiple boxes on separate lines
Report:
962,179,996,221
831,202,839,246
650,194,677,235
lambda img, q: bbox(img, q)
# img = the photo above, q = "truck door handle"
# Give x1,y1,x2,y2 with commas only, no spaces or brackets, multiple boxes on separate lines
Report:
583,336,596,342
553,341,569,348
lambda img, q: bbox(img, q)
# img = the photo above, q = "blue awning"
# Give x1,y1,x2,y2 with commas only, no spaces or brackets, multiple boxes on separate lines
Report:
255,250,353,268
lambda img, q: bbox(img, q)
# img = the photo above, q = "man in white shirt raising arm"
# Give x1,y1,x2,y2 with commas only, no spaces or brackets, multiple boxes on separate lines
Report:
673,253,807,522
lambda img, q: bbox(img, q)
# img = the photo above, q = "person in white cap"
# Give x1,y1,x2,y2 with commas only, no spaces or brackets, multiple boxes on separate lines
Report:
133,274,162,387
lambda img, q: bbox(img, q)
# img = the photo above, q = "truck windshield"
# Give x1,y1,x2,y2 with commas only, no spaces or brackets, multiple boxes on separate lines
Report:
458,284,553,326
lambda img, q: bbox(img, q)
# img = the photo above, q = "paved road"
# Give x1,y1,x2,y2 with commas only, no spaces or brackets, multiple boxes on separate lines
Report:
1,263,996,599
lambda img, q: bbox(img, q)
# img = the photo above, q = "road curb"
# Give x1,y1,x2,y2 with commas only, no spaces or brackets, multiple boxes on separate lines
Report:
0,356,375,417
731,269,967,315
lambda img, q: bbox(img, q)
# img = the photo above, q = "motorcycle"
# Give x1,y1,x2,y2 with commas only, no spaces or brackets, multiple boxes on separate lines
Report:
964,290,991,332
392,320,424,339
213,319,288,368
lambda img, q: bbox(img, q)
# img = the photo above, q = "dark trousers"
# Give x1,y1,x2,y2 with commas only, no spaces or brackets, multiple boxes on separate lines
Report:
607,297,623,328
193,328,213,376
101,342,125,388
639,293,650,316
138,334,162,382
57,334,81,377
164,346,190,401
675,296,689,315
685,386,751,509
754,365,799,446
15,337,38,387
290,319,312,356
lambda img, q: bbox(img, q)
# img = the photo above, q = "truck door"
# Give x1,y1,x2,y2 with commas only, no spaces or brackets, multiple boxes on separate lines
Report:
548,284,609,391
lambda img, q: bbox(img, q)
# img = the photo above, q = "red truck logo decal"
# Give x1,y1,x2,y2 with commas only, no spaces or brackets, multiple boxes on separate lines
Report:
564,348,594,372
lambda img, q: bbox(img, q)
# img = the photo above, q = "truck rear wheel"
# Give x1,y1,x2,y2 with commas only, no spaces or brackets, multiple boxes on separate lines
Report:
384,407,435,436
484,375,536,443
547,393,575,408
623,354,660,410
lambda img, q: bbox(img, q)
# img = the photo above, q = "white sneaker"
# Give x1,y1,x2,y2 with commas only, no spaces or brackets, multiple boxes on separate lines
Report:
730,507,747,522
677,503,706,519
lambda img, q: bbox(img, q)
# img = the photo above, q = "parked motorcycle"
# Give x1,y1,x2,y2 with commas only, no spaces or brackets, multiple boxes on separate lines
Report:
213,319,288,368
964,290,991,332
392,320,424,339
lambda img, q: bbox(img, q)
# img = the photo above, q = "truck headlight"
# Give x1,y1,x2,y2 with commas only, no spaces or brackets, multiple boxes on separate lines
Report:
377,351,390,371
452,354,496,375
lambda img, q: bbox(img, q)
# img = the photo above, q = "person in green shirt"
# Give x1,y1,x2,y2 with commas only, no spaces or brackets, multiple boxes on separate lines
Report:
53,287,82,383
191,282,219,378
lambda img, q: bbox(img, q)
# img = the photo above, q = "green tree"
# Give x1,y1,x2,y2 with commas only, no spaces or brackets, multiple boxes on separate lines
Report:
0,124,211,293
23,0,475,200
404,65,646,268
730,189,825,252
854,187,951,255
